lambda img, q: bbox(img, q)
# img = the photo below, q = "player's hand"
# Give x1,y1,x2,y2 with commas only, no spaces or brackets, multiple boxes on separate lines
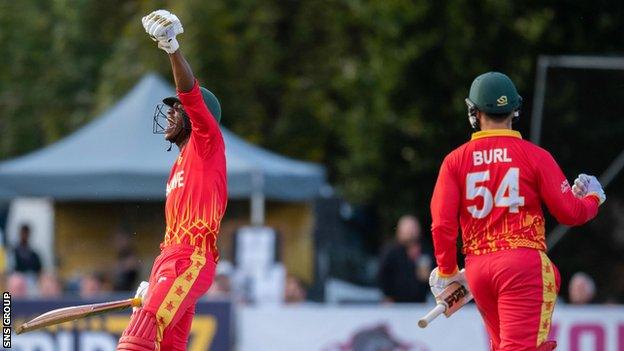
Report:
429,267,467,297
571,174,590,198
573,173,606,205
132,281,149,311
141,9,184,54
583,174,606,205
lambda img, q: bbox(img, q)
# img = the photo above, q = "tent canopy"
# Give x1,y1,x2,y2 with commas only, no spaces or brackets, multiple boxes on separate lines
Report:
0,74,326,201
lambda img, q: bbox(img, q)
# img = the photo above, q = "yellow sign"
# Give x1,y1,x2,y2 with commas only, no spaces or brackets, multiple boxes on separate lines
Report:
13,315,217,350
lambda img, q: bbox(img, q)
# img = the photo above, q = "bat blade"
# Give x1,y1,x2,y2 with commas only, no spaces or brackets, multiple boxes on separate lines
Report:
16,297,142,335
418,282,472,328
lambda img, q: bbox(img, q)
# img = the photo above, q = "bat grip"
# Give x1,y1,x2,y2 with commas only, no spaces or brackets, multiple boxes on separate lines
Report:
418,303,446,328
130,297,143,308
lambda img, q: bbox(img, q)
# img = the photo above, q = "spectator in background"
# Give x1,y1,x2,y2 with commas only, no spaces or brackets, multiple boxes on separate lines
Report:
378,215,431,303
80,271,107,299
111,229,140,291
7,272,29,298
568,272,596,304
39,272,63,298
13,224,42,276
284,275,307,304
206,260,233,299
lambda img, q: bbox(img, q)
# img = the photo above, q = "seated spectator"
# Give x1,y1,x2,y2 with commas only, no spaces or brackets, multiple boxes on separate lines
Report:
111,229,140,291
284,275,307,304
80,272,107,299
378,215,431,303
7,272,29,298
206,260,233,299
568,272,596,304
13,224,42,276
39,272,63,298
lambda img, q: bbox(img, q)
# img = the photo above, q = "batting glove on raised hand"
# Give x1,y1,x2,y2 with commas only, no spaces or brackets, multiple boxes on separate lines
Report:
132,281,149,311
585,174,606,205
141,10,184,54
572,173,606,205
429,267,467,297
572,174,590,198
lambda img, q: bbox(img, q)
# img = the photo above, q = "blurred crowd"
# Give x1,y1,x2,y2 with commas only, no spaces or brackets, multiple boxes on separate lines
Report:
1,223,308,305
0,219,612,306
1,224,139,299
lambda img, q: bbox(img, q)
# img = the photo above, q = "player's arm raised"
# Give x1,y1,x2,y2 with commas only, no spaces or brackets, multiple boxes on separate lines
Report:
170,53,220,143
141,10,193,93
169,52,195,93
142,10,221,151
536,149,605,226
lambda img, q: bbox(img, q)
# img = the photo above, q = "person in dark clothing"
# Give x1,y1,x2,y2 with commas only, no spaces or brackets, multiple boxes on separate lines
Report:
112,229,140,291
378,215,431,303
13,224,42,275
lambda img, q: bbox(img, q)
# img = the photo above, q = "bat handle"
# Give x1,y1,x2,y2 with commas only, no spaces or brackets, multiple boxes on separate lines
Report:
130,297,143,308
418,303,446,328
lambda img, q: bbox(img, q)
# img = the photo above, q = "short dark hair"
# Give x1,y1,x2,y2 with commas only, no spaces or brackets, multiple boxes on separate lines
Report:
19,224,31,234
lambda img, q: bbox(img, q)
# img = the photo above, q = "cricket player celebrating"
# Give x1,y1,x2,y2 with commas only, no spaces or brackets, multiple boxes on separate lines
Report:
117,10,227,351
429,72,605,351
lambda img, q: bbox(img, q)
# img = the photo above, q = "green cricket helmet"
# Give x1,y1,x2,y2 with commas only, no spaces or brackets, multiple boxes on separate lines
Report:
153,86,222,135
465,72,522,129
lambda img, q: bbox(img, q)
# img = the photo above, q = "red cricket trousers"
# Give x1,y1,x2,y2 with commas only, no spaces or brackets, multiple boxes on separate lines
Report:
119,244,216,351
465,248,561,351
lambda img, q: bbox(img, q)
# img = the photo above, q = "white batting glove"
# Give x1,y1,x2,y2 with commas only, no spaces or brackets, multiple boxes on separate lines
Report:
141,10,184,54
429,267,467,297
583,174,606,205
133,281,149,311
572,174,590,198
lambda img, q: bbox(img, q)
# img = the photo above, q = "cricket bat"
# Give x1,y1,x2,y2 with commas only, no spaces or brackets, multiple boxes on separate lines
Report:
418,281,472,328
15,297,142,334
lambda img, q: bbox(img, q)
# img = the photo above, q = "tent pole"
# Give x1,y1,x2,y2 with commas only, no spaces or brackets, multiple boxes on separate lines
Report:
251,170,265,226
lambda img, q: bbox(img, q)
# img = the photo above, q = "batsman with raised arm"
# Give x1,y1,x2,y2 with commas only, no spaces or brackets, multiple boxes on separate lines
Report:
116,10,227,351
429,72,605,351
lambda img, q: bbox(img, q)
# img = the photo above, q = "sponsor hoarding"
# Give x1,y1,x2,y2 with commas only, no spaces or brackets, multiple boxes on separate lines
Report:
10,298,232,351
240,304,624,351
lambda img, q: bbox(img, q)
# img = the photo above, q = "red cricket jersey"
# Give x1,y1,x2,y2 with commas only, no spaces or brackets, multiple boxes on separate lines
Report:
430,129,599,275
161,80,227,260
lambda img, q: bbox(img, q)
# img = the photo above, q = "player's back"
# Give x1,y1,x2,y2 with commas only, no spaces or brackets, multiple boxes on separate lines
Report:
447,129,549,255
